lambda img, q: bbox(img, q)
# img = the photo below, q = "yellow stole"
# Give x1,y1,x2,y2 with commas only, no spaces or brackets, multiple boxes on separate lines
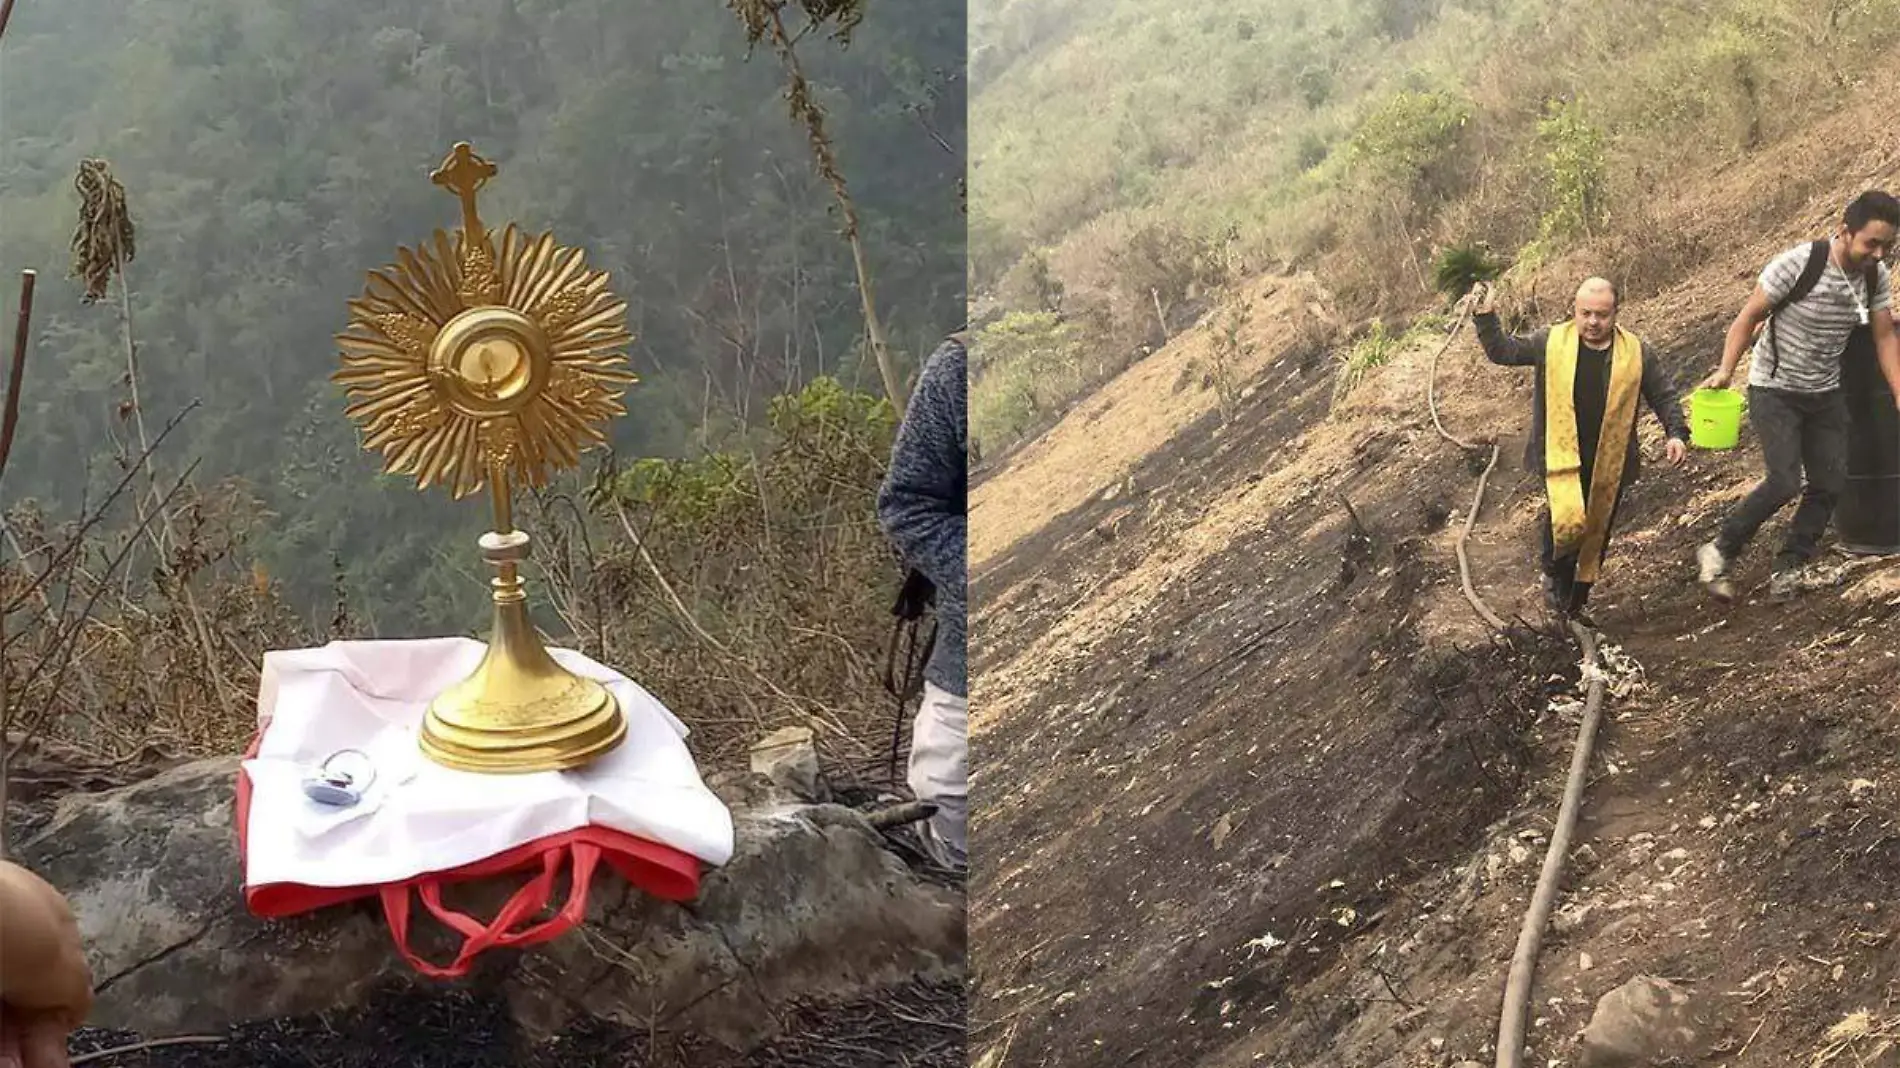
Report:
1544,321,1643,583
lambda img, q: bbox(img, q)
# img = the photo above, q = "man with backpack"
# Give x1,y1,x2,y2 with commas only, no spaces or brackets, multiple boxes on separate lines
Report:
877,332,968,873
1696,191,1900,602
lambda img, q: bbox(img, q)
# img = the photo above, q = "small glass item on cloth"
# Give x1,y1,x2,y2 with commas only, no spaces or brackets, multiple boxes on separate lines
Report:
302,749,377,808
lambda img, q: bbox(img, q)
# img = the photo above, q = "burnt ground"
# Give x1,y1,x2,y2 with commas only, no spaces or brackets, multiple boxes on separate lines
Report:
69,979,964,1068
970,229,1900,1064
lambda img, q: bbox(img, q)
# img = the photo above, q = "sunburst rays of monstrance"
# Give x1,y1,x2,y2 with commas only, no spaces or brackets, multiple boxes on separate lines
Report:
333,142,637,774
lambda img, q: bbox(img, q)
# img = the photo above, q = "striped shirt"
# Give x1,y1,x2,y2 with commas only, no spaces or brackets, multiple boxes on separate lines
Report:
1750,242,1893,393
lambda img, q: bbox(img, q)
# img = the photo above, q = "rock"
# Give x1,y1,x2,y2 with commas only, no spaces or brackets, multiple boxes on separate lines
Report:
703,768,781,811
1580,976,1712,1067
1553,903,1593,934
748,724,825,802
1211,812,1234,851
14,755,962,1053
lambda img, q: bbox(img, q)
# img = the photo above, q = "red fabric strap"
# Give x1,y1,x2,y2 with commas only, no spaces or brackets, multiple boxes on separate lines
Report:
233,734,704,978
380,841,607,978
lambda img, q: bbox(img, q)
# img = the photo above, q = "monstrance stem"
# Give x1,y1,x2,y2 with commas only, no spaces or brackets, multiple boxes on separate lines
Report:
487,462,521,589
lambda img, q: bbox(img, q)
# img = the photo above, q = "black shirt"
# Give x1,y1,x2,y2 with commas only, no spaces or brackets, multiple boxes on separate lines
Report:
1574,342,1611,499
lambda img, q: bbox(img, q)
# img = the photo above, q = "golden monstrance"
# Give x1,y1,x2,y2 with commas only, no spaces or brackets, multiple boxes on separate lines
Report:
333,142,637,774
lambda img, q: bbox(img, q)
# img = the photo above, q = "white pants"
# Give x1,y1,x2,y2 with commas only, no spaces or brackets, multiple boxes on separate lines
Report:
907,682,967,862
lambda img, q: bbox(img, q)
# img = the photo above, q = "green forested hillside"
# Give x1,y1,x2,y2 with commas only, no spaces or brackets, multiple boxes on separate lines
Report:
967,0,1898,447
0,0,964,632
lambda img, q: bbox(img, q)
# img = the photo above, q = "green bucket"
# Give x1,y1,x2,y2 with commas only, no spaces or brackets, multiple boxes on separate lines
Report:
1689,388,1745,450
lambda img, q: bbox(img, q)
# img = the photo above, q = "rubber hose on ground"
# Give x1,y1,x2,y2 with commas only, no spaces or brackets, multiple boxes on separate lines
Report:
1495,621,1605,1068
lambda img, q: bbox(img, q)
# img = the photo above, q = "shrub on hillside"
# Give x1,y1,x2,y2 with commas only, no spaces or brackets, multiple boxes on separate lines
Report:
1346,87,1472,204
968,311,1086,446
575,376,903,769
1110,222,1231,342
999,250,1066,315
1534,99,1609,248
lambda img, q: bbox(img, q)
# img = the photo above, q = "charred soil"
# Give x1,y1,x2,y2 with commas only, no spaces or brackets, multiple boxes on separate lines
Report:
972,117,1900,1066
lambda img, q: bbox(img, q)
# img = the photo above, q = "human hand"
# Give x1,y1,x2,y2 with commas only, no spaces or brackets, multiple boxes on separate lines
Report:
1462,282,1497,317
1698,369,1732,391
0,1007,75,1068
1665,438,1687,466
0,863,90,1053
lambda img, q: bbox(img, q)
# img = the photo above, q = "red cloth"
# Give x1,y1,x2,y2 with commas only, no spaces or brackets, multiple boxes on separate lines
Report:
234,732,703,978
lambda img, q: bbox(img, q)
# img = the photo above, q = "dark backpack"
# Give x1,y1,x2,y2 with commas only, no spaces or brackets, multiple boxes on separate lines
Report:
1763,239,1881,379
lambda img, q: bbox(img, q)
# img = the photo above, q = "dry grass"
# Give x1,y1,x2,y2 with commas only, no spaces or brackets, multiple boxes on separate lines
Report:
3,429,907,790
2,466,333,764
971,272,1334,568
530,387,909,780
1813,1011,1900,1067
4,377,908,812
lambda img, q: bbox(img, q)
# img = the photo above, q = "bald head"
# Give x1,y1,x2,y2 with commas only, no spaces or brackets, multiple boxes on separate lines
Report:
1574,276,1618,346
1577,277,1618,306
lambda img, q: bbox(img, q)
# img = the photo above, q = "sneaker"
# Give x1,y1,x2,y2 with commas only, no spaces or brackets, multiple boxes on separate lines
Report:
1697,542,1734,602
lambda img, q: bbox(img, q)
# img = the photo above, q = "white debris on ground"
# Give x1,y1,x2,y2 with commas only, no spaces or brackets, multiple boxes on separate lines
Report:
1546,636,1646,719
1593,639,1646,699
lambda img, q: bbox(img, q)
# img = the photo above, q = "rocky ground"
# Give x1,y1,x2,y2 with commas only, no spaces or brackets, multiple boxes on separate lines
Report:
3,731,966,1068
969,102,1900,1067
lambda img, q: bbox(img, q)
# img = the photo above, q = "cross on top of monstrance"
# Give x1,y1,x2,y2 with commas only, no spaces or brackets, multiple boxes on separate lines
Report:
332,141,638,774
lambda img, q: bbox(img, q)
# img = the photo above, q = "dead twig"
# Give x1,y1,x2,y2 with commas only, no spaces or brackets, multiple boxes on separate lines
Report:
1736,1008,1771,1057
0,269,32,858
606,494,851,742
16,459,201,743
4,404,196,617
0,270,32,486
1335,489,1371,543
1185,619,1294,685
71,1034,227,1066
867,799,936,829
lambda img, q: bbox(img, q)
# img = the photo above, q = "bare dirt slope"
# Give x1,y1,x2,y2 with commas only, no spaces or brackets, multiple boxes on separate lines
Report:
970,100,1900,1067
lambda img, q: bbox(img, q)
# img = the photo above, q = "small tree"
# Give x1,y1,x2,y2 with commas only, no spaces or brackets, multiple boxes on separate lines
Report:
1111,223,1228,341
970,310,1084,445
1346,87,1472,291
722,0,910,416
1346,87,1471,201
1535,99,1609,247
1208,301,1253,423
